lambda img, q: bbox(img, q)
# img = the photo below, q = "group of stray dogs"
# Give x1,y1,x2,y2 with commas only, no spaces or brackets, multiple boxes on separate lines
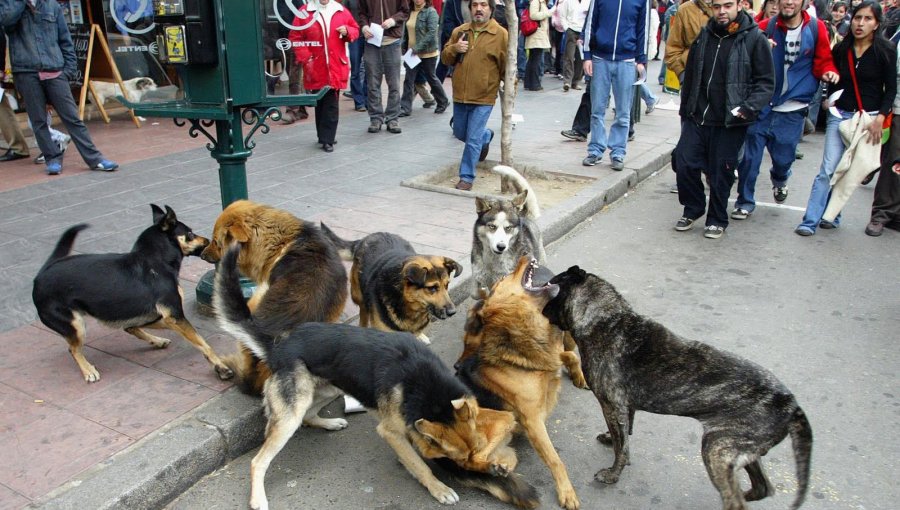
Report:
32,166,812,510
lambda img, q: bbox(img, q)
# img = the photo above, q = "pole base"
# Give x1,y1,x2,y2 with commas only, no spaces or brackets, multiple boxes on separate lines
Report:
194,269,257,316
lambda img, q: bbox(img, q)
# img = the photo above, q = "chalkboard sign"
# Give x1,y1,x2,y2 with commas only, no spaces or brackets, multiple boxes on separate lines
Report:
69,23,91,88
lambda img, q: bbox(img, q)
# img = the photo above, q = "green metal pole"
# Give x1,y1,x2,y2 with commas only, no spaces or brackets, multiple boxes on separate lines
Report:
212,108,252,207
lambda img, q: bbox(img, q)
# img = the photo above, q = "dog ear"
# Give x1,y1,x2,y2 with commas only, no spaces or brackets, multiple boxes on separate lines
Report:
563,266,587,283
475,197,492,214
511,190,528,211
159,205,178,231
226,218,252,243
150,204,164,223
404,263,427,287
444,258,462,278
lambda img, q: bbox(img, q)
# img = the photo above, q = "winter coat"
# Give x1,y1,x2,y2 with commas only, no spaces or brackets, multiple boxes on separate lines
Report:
359,0,410,41
758,12,836,110
679,10,774,127
0,0,76,77
290,3,360,91
525,0,552,50
402,5,440,54
822,112,883,221
664,0,713,77
581,0,649,63
441,18,508,104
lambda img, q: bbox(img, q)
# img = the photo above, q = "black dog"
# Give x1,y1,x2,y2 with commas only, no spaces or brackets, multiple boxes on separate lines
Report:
32,204,233,383
542,266,813,510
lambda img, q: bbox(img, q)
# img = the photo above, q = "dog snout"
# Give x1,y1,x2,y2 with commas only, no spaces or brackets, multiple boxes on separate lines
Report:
495,243,507,253
444,305,457,318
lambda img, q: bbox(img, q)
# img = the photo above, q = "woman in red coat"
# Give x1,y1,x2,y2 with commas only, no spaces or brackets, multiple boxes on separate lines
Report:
289,0,360,152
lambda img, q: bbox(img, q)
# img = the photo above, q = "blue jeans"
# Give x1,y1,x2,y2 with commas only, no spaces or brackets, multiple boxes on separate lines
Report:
517,31,526,78
588,58,636,161
452,103,493,182
348,37,367,109
736,109,806,211
798,109,852,231
639,82,657,107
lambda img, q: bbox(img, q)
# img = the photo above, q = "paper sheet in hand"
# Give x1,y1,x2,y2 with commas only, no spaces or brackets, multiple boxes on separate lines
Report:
366,23,384,47
827,89,844,118
402,49,421,69
633,66,646,85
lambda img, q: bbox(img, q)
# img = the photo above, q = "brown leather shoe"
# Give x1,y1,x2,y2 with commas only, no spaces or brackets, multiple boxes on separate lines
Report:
455,179,473,191
865,221,884,237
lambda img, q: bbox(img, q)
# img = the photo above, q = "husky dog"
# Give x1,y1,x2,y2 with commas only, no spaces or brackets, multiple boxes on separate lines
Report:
471,165,546,297
542,266,813,510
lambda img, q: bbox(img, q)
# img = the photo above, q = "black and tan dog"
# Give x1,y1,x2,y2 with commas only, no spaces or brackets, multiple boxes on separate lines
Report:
32,204,232,382
321,225,461,344
456,256,584,510
542,266,813,510
214,245,539,510
200,200,348,395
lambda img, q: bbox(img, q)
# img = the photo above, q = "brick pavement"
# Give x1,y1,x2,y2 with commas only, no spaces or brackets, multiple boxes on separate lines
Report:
0,74,680,509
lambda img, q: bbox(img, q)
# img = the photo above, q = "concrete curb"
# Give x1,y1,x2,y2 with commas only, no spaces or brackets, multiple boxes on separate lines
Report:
30,149,672,510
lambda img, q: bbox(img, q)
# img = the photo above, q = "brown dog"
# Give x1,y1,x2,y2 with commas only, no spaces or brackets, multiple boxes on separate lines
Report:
320,226,461,344
201,200,348,394
455,256,583,510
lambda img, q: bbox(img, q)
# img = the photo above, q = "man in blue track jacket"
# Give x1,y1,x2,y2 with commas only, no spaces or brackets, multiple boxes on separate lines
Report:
580,0,650,170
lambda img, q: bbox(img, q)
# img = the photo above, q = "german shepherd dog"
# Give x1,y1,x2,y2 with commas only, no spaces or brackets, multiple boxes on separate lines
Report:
471,165,546,297
542,266,814,510
32,204,232,383
214,245,539,510
456,257,583,510
200,200,348,395
320,226,462,344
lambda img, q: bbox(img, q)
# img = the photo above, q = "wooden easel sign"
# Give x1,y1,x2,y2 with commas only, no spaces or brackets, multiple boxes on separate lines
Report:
73,23,141,128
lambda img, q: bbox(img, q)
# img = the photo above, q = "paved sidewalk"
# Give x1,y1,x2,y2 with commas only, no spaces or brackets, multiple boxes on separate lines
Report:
0,71,679,510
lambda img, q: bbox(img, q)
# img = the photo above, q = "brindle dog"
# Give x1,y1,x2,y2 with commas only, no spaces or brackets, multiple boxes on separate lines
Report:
542,266,813,510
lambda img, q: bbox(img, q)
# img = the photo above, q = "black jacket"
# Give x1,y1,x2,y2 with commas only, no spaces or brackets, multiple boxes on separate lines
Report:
679,10,774,127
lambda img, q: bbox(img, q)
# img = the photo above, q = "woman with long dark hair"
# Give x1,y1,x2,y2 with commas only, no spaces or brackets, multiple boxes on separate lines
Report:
795,0,897,235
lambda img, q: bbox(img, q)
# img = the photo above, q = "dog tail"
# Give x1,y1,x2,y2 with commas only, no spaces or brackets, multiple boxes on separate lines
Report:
41,224,89,270
213,244,274,364
788,406,813,510
491,165,540,219
431,458,540,509
319,222,357,261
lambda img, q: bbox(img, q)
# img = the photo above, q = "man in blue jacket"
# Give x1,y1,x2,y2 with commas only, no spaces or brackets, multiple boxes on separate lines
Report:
0,0,118,175
581,0,649,170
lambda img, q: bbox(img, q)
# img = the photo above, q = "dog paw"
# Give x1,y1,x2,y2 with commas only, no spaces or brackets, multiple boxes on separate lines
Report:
557,487,580,510
249,495,269,510
429,482,459,505
305,417,349,431
489,462,511,477
83,366,101,383
153,338,171,349
596,432,612,445
571,374,589,390
595,468,620,484
215,364,234,380
416,333,432,345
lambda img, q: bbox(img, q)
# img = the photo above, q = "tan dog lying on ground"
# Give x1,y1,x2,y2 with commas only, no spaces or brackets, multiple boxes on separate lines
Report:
200,200,348,395
321,226,462,344
455,256,584,510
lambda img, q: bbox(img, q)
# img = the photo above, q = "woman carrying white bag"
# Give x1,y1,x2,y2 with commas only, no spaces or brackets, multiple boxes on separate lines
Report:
795,0,897,236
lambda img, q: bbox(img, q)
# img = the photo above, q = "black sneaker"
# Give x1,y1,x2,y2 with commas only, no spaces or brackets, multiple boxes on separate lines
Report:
674,217,695,231
479,129,494,161
561,129,587,142
773,186,788,203
730,208,751,220
582,154,601,166
703,225,725,239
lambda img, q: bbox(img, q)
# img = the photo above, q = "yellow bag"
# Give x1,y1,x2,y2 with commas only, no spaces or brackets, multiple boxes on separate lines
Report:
663,68,680,94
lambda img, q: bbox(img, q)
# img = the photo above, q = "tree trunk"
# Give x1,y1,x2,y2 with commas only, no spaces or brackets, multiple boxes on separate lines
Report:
500,2,519,169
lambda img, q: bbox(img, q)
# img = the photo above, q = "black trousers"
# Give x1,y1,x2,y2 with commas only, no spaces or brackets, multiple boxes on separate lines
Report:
872,114,900,227
675,120,747,228
524,48,544,90
311,88,339,145
400,55,449,114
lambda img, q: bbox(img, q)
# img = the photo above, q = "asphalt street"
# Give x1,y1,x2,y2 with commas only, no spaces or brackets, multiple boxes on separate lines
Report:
167,120,899,510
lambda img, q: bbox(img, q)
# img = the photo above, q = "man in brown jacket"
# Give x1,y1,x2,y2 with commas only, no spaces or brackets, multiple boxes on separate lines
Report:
440,0,507,190
360,0,410,133
664,0,713,80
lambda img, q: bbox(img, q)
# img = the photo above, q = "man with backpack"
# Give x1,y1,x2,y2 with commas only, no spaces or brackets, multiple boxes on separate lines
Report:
731,0,839,221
